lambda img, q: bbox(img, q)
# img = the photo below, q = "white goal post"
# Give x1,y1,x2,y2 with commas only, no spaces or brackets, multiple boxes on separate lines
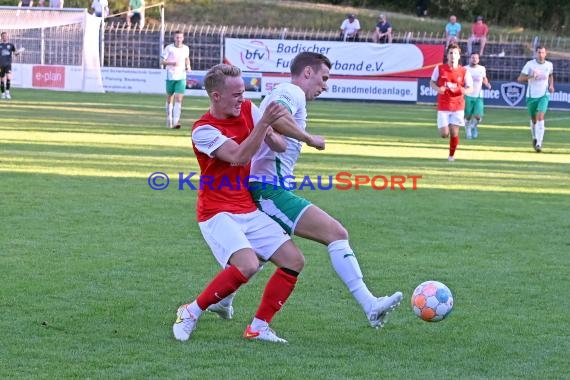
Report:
0,6,104,93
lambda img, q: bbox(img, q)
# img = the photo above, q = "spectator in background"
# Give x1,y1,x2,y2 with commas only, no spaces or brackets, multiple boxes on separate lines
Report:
339,14,360,42
415,0,429,18
445,15,461,47
372,14,393,44
49,0,63,8
91,0,109,17
468,16,489,56
17,0,33,7
128,0,144,29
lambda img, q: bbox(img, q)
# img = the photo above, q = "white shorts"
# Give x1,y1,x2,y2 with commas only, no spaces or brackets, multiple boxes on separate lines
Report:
437,111,465,129
198,210,290,267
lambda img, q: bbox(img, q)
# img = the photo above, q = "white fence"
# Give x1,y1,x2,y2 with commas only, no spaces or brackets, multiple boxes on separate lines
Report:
9,21,570,83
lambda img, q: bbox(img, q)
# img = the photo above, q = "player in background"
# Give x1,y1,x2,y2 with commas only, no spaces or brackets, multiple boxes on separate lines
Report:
464,53,491,139
517,46,554,153
160,31,190,129
0,32,24,100
208,52,403,329
430,43,473,161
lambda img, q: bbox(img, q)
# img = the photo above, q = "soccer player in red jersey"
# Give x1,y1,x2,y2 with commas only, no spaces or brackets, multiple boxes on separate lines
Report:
173,64,307,344
430,43,473,161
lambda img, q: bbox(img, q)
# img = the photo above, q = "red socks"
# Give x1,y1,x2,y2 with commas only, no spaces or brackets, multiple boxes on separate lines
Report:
255,268,298,323
196,265,248,310
195,265,299,323
449,135,459,157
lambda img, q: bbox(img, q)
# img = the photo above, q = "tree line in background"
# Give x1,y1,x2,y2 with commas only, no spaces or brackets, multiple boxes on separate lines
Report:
0,0,567,35
311,0,569,34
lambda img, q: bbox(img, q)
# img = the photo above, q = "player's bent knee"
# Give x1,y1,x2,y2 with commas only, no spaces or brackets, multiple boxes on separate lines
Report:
237,262,261,278
332,222,349,241
291,254,305,272
284,250,305,272
230,251,262,278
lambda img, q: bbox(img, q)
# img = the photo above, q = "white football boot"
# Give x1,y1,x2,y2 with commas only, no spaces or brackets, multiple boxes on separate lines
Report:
172,304,198,341
243,325,287,343
366,291,403,328
207,302,234,319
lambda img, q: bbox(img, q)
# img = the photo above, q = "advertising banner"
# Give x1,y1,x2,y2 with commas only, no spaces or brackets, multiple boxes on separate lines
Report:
32,65,66,89
12,64,78,91
102,67,164,93
101,68,262,98
418,78,570,110
262,74,417,102
11,66,262,98
225,39,443,78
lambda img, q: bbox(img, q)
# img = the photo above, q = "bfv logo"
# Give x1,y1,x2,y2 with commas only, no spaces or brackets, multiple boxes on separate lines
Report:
240,40,270,71
244,50,265,60
501,82,525,107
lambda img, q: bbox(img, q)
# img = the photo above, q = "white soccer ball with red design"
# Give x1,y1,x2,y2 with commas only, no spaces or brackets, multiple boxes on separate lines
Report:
411,280,454,322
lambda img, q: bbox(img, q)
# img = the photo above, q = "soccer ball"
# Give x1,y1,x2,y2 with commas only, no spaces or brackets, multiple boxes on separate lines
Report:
411,281,454,322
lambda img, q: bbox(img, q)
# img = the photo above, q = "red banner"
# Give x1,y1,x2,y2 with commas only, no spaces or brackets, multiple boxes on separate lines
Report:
32,66,65,88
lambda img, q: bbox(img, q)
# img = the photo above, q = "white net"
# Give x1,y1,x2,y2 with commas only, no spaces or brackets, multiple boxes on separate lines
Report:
0,8,85,29
0,6,104,92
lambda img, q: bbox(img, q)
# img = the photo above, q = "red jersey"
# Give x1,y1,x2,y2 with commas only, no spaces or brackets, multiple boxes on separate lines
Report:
471,22,488,38
192,100,258,222
434,64,468,111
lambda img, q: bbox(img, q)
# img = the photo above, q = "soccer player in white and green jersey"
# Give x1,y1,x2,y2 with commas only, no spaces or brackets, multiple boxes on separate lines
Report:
160,31,190,129
464,53,491,139
209,52,403,329
517,46,554,152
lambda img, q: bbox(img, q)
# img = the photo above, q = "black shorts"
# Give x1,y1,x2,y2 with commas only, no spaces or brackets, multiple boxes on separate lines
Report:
0,65,11,78
130,13,141,25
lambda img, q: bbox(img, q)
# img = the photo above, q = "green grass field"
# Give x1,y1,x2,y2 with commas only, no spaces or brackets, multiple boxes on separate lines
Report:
1,89,569,379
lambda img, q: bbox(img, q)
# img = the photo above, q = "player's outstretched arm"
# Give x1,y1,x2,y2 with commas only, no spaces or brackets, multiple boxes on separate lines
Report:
270,112,325,150
214,102,288,165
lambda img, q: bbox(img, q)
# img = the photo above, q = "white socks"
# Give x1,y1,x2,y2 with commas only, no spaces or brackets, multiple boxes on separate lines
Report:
173,102,182,126
535,120,545,146
166,102,182,127
187,300,203,318
250,317,268,331
328,240,375,310
530,120,536,139
166,102,173,127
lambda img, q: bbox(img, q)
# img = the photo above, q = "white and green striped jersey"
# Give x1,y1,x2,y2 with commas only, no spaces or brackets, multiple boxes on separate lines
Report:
521,59,553,98
251,82,307,188
466,64,487,98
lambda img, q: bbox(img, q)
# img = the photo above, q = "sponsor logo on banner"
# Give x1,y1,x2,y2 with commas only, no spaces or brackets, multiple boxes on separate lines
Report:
226,39,443,78
500,82,525,106
240,40,271,71
262,74,417,102
32,66,65,88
